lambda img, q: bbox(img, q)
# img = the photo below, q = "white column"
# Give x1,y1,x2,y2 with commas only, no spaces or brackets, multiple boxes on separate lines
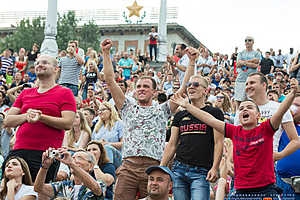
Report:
40,0,58,57
158,0,168,62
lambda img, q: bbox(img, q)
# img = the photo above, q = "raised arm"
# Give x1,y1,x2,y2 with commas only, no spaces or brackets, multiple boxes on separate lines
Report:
289,53,300,72
101,39,125,111
271,78,299,130
170,93,225,134
75,53,85,66
34,150,55,197
169,47,198,113
57,149,103,196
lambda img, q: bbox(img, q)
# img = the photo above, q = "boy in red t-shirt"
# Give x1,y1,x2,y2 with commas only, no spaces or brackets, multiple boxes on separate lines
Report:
170,78,299,198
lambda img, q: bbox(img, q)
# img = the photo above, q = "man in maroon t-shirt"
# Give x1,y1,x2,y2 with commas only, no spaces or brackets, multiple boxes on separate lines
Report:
3,55,76,182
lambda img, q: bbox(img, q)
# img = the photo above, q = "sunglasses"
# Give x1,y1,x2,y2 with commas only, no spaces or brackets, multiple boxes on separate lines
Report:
186,82,206,88
216,96,225,99
245,39,253,42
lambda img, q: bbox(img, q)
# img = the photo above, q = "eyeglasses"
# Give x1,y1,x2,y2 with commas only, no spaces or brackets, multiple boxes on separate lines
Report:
216,96,225,99
245,39,253,42
186,82,207,88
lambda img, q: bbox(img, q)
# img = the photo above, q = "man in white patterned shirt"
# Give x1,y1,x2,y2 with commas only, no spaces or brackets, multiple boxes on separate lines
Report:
101,39,198,200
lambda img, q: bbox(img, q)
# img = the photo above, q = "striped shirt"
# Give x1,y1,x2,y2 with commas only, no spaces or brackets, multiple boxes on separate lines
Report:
0,56,13,74
58,56,81,85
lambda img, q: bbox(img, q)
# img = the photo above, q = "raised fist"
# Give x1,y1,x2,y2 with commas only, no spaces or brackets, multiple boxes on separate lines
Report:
101,39,113,54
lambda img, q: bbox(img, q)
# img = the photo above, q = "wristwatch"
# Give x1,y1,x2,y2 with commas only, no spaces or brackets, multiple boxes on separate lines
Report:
94,165,100,170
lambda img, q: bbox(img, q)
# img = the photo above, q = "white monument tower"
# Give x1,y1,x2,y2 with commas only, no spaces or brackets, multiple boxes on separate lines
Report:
40,0,58,57
158,0,168,62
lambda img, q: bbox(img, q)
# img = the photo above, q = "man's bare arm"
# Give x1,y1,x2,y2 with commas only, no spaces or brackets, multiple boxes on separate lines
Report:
3,107,27,128
101,39,125,111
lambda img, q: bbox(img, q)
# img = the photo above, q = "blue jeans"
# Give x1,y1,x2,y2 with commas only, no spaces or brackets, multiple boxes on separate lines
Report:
276,173,300,200
172,160,209,200
60,83,78,96
1,129,11,159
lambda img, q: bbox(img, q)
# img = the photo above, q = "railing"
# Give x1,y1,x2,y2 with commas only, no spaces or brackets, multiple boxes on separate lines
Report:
0,7,178,27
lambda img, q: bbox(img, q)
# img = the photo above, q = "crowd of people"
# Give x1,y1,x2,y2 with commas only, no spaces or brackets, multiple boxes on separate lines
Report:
0,32,299,200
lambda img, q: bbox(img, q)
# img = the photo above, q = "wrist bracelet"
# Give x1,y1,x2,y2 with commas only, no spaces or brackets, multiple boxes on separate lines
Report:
94,165,100,169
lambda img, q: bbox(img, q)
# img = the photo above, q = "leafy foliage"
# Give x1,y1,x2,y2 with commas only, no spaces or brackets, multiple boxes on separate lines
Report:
0,11,100,54
79,20,100,51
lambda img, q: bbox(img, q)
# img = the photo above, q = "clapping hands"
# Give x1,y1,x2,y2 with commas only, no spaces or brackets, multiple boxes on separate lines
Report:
26,109,42,123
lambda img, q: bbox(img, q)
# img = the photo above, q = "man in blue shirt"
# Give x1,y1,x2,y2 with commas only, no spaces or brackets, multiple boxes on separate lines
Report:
118,52,133,80
276,95,300,199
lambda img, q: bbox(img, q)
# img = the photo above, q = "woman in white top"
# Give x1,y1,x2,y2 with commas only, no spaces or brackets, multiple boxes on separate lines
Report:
62,110,91,151
0,156,37,200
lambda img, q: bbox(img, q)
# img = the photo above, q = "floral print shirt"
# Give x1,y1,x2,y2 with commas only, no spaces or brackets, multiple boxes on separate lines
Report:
120,97,171,161
51,180,106,200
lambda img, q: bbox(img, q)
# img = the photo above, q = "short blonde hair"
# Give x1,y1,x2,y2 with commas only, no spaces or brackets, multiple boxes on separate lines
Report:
190,75,209,88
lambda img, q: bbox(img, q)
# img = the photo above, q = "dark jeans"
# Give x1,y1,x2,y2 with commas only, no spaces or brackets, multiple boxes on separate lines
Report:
60,83,78,96
230,183,282,200
2,149,60,183
149,44,157,61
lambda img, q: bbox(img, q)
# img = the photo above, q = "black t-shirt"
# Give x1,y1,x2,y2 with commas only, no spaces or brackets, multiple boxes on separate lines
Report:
85,72,97,86
172,106,224,169
260,58,274,75
27,51,39,62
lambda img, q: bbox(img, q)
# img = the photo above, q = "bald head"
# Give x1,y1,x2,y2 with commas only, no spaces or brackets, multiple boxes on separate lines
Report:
38,55,57,67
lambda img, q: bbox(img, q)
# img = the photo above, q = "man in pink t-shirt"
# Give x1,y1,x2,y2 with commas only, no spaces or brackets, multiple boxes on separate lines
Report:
170,78,300,199
3,55,76,182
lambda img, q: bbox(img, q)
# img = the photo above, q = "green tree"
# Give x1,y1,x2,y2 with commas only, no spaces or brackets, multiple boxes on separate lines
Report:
0,17,45,52
0,11,100,53
79,20,100,51
56,11,78,50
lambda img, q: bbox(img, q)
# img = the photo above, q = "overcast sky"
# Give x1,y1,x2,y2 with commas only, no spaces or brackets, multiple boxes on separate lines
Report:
1,0,300,55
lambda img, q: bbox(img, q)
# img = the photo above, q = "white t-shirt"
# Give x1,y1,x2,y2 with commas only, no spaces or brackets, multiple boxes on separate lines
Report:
196,56,214,75
234,101,293,152
5,184,38,200
177,54,190,84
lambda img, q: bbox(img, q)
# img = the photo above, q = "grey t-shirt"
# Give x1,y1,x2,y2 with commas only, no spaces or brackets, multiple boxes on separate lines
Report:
58,56,81,85
236,50,261,82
